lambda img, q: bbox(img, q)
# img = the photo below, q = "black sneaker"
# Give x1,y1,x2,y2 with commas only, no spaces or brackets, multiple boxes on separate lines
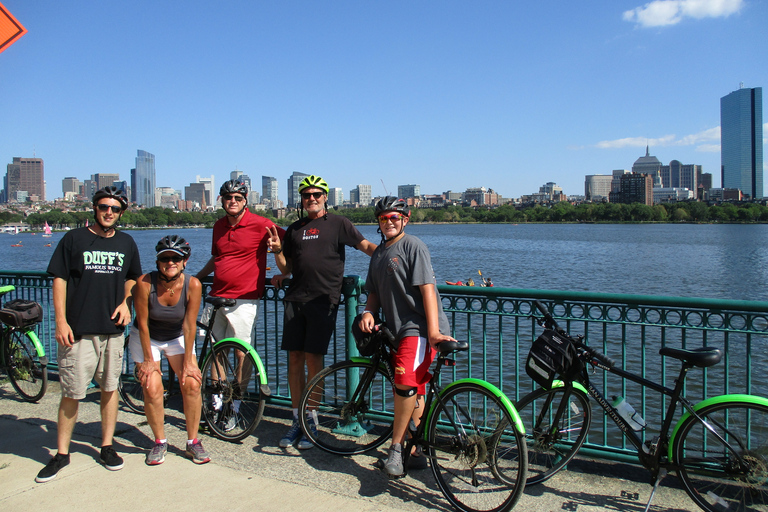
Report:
35,453,70,483
99,445,124,471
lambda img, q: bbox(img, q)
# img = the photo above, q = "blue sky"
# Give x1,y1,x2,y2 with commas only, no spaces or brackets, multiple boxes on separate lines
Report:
2,0,766,203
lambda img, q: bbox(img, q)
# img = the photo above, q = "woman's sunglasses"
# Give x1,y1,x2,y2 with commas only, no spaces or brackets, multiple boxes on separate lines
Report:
157,255,184,263
97,204,122,213
302,192,324,200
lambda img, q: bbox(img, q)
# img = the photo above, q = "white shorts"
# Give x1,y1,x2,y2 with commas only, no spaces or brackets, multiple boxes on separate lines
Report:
128,325,186,363
200,298,258,346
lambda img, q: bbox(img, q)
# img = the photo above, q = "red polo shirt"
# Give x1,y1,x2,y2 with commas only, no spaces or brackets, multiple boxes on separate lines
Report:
210,209,285,300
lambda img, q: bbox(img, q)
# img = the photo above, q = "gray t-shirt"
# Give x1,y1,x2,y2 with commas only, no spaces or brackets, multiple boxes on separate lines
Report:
365,233,450,340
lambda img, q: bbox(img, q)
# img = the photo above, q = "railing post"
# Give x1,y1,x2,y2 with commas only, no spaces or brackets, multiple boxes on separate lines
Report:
342,275,363,360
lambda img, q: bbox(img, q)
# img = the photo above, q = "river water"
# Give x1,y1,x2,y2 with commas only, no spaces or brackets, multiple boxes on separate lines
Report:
6,222,768,301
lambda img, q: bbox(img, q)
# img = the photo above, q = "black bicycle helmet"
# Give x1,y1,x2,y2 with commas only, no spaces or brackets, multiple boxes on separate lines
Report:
155,235,191,259
374,196,410,218
92,186,128,210
220,179,248,198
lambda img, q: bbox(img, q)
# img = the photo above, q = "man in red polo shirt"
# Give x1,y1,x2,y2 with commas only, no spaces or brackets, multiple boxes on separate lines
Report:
196,179,284,346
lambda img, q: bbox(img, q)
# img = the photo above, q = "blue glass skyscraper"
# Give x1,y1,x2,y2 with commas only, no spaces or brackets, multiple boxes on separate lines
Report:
133,150,156,207
720,86,763,199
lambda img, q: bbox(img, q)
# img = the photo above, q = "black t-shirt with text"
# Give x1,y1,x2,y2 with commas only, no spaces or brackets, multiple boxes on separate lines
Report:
47,227,142,338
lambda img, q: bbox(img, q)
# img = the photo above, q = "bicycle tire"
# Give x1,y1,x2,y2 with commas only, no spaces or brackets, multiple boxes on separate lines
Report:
118,336,145,414
298,359,394,455
513,385,591,485
673,401,768,512
5,330,47,402
427,382,527,512
201,340,265,442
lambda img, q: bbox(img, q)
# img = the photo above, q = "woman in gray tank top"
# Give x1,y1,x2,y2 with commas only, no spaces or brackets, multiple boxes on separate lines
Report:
130,235,209,465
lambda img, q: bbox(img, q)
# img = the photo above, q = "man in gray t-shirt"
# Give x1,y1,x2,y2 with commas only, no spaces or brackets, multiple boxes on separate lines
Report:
359,197,454,478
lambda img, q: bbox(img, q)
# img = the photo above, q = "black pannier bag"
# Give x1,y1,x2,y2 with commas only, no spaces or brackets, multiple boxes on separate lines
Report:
525,329,580,389
351,314,396,356
0,299,44,328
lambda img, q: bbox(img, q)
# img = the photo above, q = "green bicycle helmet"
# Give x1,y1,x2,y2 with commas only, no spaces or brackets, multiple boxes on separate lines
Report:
298,175,329,194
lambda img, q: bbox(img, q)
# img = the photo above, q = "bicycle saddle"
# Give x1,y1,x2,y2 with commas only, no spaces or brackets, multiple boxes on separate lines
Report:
659,346,722,368
205,296,237,308
437,340,469,354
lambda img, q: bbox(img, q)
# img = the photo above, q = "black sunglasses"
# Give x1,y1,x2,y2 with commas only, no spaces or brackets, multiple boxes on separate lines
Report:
157,255,184,263
302,192,324,200
97,204,122,213
223,194,245,202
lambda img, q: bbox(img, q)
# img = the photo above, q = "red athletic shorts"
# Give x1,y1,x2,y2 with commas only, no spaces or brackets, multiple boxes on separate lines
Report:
393,336,434,395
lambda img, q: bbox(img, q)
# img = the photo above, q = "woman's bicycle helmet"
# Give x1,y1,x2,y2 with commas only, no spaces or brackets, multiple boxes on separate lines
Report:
374,196,410,218
219,179,248,198
92,186,128,210
298,175,329,194
155,235,191,259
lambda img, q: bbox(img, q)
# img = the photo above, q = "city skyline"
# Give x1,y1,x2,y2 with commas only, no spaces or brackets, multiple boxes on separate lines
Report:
1,1,767,203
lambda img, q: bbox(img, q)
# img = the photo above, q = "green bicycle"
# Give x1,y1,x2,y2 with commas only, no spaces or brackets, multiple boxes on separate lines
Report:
0,285,47,402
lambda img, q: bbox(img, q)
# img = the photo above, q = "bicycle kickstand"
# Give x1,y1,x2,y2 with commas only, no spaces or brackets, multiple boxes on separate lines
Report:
643,468,667,512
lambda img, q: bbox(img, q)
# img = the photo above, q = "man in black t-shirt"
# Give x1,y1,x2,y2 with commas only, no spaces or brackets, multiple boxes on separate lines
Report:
36,187,142,483
267,175,376,450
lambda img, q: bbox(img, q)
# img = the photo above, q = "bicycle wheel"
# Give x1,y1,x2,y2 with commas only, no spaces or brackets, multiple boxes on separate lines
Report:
118,336,145,414
5,330,47,402
513,385,591,485
427,382,527,512
673,401,768,512
201,340,266,442
298,359,394,455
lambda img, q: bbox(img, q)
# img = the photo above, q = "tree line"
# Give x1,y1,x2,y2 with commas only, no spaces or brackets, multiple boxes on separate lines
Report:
333,201,768,224
6,200,768,230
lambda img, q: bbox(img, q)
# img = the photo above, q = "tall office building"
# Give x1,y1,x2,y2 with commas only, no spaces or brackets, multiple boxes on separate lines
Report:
584,175,613,201
93,173,120,190
133,150,156,206
350,184,372,206
4,157,44,202
328,187,343,207
62,177,82,198
632,146,662,187
287,171,309,209
397,184,421,199
196,175,215,206
262,176,279,206
721,86,763,199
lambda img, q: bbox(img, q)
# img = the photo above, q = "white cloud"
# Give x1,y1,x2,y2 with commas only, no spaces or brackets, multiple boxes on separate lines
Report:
623,0,743,28
595,127,720,150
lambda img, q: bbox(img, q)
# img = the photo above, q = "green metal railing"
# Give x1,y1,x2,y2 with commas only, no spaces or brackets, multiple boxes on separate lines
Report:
5,270,768,461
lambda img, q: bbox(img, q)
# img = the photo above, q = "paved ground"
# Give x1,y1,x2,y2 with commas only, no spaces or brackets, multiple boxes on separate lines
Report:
0,379,699,511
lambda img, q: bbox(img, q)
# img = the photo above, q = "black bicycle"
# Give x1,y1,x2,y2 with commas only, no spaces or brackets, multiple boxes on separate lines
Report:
298,327,527,512
513,299,768,512
119,296,271,442
0,285,47,402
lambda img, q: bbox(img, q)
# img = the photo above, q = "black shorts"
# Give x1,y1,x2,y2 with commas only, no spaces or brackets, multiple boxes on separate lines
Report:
281,299,338,355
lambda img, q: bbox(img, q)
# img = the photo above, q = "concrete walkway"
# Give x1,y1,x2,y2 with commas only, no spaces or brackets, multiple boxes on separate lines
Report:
0,381,698,511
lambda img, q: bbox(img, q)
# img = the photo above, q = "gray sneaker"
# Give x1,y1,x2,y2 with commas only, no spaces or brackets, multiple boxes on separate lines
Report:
220,412,238,432
297,416,318,450
185,439,211,464
145,442,167,466
382,443,404,477
279,418,301,448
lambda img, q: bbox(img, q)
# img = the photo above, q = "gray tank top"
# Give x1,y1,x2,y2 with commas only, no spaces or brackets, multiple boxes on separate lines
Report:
147,271,189,341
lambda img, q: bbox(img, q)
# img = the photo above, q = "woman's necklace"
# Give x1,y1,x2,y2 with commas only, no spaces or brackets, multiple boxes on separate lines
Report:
160,277,180,297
